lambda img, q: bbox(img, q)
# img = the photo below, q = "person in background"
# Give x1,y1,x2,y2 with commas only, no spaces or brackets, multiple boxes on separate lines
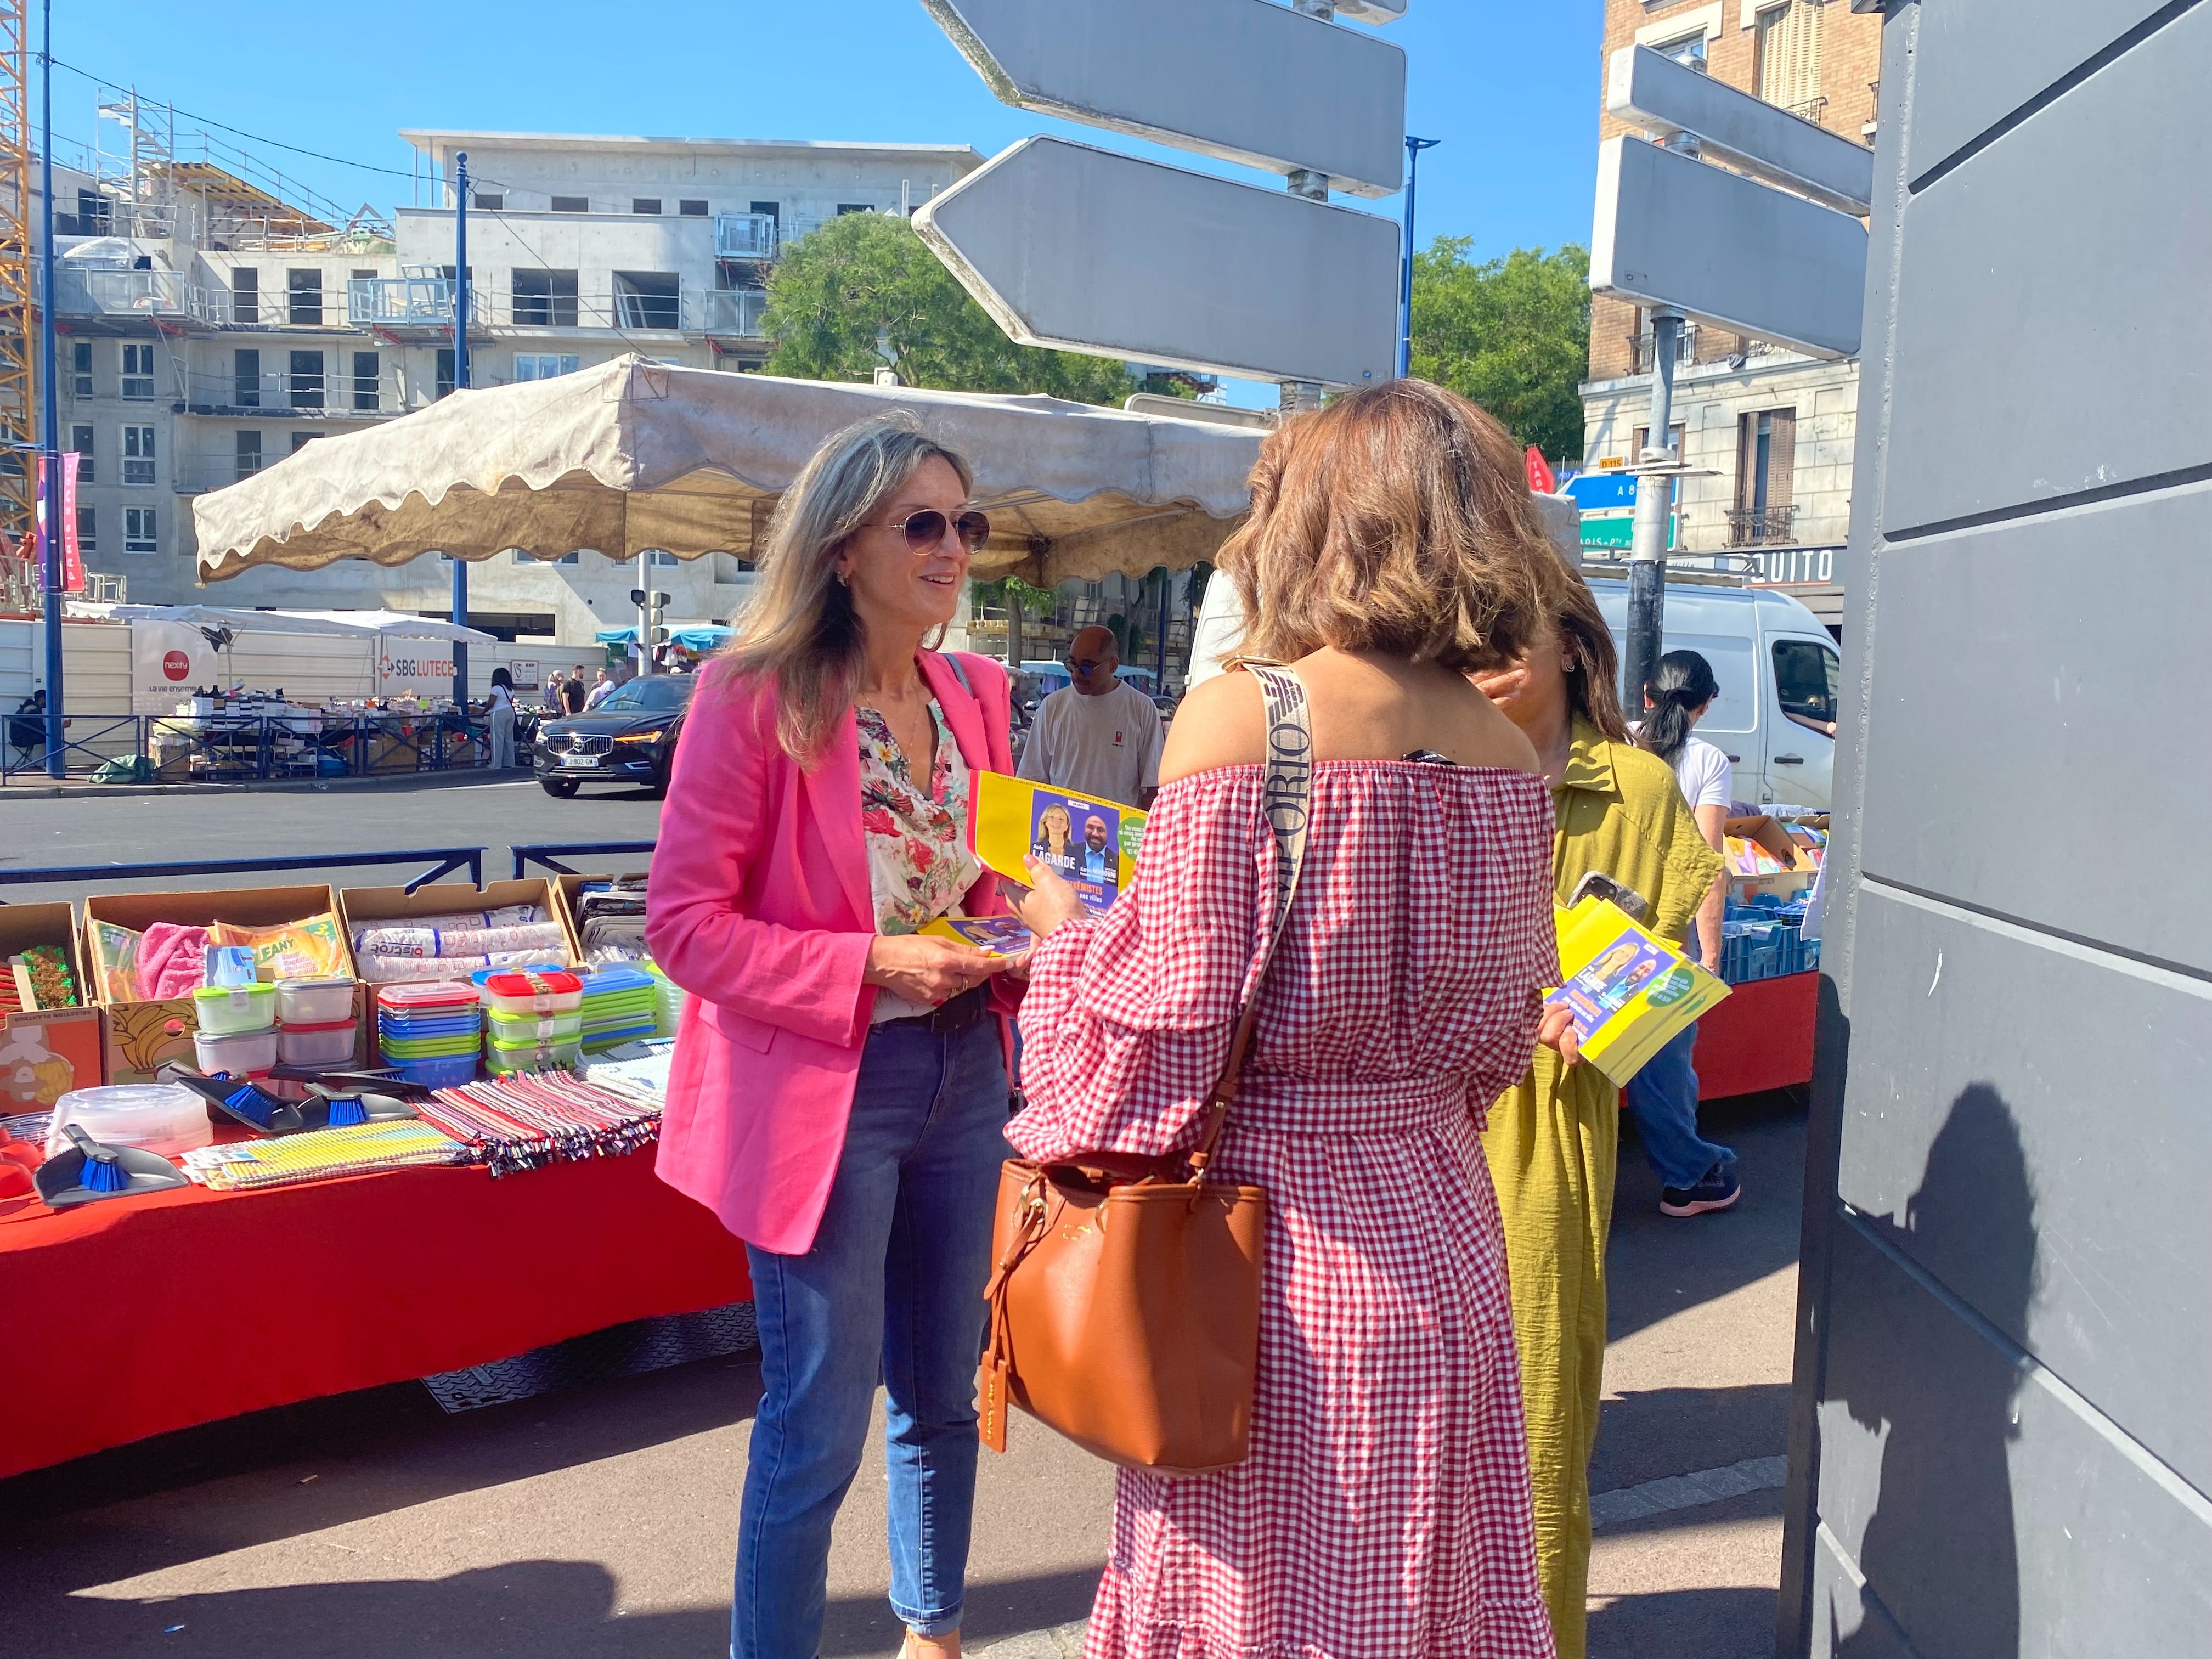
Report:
1627,650,1740,1218
1469,558,1723,1659
1015,624,1163,809
8,689,46,770
1007,380,1562,1658
558,667,588,716
584,668,616,710
646,412,1018,1659
486,668,518,771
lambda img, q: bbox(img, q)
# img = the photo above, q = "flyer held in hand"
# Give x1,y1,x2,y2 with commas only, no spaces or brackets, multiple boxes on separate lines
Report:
1545,896,1730,1087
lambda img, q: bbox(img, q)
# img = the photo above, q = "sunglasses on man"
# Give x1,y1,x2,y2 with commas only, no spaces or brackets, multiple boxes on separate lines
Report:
1067,657,1108,674
870,509,993,553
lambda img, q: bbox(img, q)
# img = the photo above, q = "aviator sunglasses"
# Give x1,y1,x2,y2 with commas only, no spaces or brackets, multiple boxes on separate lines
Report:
870,508,993,552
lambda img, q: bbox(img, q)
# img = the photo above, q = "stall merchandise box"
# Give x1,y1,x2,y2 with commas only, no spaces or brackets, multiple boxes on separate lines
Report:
341,878,579,1061
1723,814,1822,905
552,869,652,963
82,885,353,1084
0,902,105,1106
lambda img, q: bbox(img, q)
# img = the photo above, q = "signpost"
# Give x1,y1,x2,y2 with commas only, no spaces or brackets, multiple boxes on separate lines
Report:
922,0,1406,197
916,137,1400,389
1590,40,1874,705
919,0,1406,394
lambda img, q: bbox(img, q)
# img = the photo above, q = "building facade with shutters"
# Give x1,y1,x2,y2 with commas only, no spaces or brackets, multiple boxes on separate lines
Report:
50,114,979,640
1578,0,1882,629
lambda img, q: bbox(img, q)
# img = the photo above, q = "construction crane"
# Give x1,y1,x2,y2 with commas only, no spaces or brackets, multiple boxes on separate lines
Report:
0,1,32,579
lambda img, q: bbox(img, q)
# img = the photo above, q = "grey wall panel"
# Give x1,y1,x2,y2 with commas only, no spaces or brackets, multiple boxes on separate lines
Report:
1809,1526,1917,1659
1854,482,2212,972
1816,1218,2212,1658
1908,0,2177,181
1836,888,2212,1492
1880,1,2212,535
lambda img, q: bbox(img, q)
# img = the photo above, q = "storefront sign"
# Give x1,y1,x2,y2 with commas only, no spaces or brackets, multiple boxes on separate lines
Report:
1746,546,1836,586
505,658,541,692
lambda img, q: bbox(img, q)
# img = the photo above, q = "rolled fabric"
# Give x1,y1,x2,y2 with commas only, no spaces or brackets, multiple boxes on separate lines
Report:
352,921,571,961
348,906,540,951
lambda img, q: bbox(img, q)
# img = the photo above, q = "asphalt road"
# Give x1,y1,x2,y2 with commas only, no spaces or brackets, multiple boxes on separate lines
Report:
0,783,1807,1658
0,775,664,902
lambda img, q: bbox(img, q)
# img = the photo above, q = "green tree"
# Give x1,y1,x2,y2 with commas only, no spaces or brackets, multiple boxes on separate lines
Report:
763,211,1136,405
1409,240,1591,464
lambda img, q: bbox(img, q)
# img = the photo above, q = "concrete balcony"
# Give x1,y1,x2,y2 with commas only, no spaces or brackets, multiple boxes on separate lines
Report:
689,289,769,339
715,213,778,260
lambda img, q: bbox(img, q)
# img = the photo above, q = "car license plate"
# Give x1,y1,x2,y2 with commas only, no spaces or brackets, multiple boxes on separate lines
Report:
559,753,599,769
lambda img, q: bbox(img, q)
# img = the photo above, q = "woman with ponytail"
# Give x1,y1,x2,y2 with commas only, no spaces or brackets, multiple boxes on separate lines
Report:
1626,649,1741,1220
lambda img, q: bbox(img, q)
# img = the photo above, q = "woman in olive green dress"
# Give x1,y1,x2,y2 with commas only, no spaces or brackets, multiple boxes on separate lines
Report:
1470,556,1723,1659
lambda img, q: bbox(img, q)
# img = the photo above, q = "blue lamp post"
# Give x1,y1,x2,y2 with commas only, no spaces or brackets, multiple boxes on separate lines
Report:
1397,136,1440,382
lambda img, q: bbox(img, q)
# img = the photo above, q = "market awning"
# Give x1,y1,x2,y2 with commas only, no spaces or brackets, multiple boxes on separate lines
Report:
595,624,732,653
102,604,497,646
191,354,1266,588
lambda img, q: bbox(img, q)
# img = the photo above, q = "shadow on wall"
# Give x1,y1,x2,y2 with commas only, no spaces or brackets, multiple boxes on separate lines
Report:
1833,1085,2035,1658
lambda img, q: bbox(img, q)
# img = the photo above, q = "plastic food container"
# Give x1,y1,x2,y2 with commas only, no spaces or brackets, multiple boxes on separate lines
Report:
487,1037,581,1076
275,976,357,1025
192,982,279,1035
486,1007,583,1042
388,1053,478,1089
46,1084,212,1160
192,1025,280,1078
481,969,584,1016
278,1018,358,1066
376,981,482,1014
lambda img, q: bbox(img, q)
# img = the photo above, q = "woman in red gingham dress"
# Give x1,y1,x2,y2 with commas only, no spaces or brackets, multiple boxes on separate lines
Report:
1006,381,1567,1659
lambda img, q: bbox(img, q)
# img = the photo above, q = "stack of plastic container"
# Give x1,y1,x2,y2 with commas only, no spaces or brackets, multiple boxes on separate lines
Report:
375,981,483,1088
575,964,659,1052
275,975,359,1070
644,960,685,1040
481,968,584,1075
193,981,279,1079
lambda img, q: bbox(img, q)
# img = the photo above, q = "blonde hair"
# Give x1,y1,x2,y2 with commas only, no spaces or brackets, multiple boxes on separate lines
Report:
1216,380,1550,673
1035,804,1072,853
724,411,974,764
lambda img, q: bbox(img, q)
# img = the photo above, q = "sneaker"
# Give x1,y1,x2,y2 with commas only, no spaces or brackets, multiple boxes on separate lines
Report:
1660,1163,1742,1217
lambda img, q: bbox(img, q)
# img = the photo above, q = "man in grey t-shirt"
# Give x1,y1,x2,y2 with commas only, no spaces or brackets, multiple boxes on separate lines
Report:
1016,626,1164,809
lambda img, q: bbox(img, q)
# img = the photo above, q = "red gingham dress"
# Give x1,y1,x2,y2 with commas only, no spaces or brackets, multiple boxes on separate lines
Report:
1009,761,1561,1659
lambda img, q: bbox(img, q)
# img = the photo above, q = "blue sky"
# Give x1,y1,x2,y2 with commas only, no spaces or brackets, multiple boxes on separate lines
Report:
52,2,1602,397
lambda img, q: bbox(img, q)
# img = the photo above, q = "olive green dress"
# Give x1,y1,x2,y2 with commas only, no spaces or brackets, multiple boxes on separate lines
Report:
1482,718,1724,1659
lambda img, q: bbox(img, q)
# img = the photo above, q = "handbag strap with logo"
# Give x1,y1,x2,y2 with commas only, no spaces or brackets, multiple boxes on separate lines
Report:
1187,661,1313,1176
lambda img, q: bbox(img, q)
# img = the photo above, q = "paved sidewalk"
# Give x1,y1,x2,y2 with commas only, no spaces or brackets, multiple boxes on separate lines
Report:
0,1092,1803,1658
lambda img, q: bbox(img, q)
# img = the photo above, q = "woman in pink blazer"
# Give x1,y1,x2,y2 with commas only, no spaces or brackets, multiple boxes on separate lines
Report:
647,413,1018,1659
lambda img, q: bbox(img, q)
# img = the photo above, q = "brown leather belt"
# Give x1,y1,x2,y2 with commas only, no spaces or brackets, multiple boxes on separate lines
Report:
876,984,991,1036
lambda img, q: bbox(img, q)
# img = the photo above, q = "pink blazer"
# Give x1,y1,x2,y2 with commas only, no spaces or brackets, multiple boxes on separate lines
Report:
646,649,1018,1254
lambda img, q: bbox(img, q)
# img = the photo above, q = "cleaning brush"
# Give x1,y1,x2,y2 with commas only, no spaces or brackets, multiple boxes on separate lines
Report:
64,1125,129,1193
324,1094,368,1127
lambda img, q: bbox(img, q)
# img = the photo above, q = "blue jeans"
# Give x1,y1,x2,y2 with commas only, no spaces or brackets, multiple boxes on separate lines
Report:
733,1015,1009,1658
1621,1020,1736,1189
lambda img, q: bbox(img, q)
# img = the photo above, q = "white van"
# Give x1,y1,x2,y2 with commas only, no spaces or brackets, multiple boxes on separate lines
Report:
1186,574,1841,808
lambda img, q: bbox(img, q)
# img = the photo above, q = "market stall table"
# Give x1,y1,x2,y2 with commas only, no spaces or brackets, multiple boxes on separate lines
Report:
0,1145,751,1481
1694,969,1819,1101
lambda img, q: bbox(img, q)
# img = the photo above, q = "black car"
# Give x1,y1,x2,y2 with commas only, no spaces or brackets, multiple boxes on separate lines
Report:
533,674,695,797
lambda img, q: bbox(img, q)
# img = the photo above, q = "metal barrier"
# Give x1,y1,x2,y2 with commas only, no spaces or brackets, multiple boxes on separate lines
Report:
510,840,658,881
0,846,485,895
0,713,496,785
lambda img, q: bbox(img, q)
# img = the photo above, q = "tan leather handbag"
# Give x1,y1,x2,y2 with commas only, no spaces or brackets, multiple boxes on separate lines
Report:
980,663,1313,1475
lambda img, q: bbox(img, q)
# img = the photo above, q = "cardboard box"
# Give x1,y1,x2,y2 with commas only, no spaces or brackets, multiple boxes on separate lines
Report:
1723,815,1821,903
0,902,105,1105
552,870,651,964
82,885,346,1084
340,878,577,1065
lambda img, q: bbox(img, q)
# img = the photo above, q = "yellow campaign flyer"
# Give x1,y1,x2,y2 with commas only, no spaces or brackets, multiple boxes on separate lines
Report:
922,916,1034,957
966,771,1145,916
1544,896,1730,1087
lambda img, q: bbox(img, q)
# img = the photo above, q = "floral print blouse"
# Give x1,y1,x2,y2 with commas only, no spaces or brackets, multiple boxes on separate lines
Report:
856,700,983,1022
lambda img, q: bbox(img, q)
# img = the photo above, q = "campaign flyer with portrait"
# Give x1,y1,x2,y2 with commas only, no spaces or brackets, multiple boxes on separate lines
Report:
966,771,1146,916
1543,896,1729,1087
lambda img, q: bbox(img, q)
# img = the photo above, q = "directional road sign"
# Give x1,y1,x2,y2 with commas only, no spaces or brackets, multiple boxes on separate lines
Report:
1606,45,1874,215
915,136,1401,387
1591,135,1867,359
922,0,1407,198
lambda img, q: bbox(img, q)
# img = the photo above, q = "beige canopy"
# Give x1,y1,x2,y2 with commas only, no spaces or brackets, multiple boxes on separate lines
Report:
192,354,1266,587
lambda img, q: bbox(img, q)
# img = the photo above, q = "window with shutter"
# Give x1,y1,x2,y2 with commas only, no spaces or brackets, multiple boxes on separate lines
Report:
1758,1,1825,121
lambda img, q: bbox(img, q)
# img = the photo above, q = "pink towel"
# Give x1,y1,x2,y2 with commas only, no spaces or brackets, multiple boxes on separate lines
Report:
139,923,211,1000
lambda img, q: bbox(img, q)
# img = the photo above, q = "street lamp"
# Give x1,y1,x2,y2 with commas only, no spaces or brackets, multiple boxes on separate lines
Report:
1397,136,1440,381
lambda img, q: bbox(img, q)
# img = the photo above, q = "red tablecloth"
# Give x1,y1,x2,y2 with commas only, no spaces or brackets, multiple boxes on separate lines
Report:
1695,969,1820,1101
0,1147,752,1480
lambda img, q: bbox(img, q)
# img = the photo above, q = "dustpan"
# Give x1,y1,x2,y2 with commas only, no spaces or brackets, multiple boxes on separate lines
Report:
36,1124,189,1207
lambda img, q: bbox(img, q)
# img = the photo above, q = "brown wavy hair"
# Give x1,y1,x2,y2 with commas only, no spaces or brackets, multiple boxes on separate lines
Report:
721,412,972,765
1214,380,1551,673
1525,549,1633,743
